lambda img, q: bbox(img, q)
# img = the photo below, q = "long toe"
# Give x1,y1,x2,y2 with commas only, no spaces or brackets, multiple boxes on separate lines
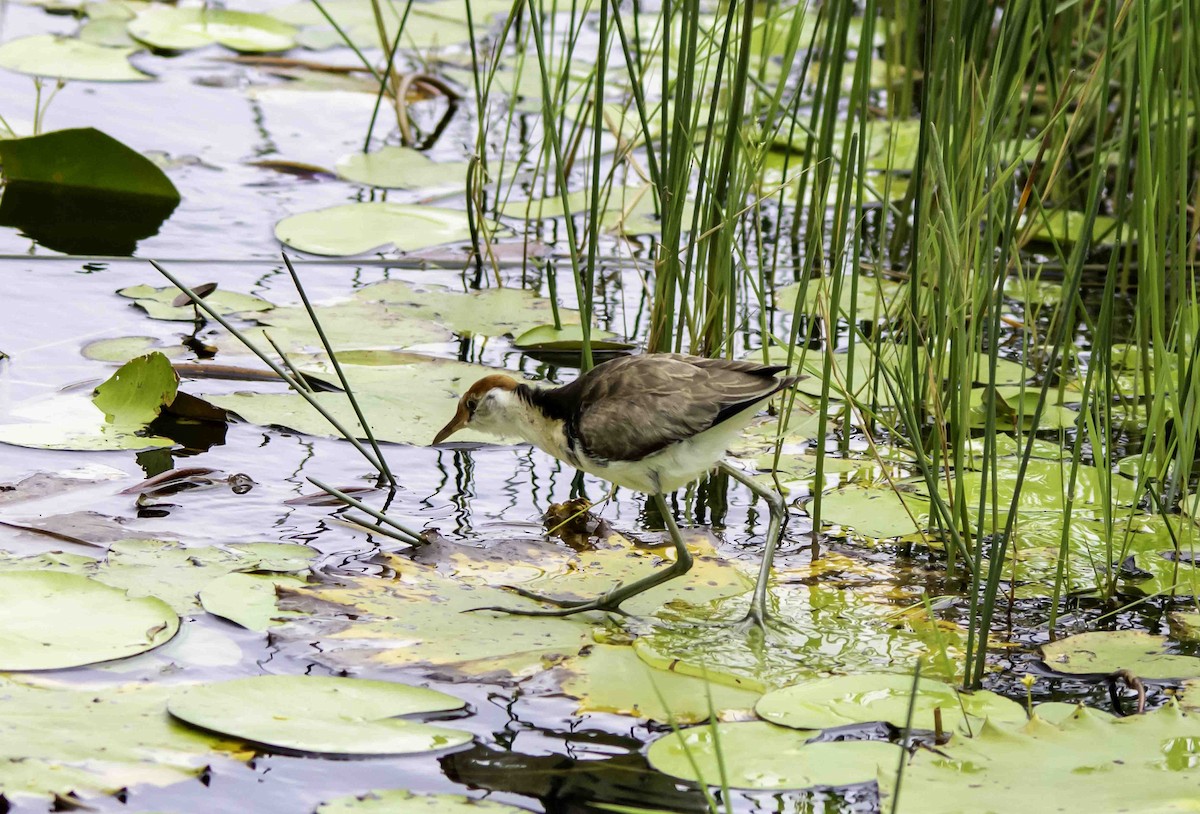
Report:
464,598,628,618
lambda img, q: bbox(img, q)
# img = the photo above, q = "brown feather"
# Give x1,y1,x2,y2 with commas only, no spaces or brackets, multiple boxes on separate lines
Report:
551,354,795,462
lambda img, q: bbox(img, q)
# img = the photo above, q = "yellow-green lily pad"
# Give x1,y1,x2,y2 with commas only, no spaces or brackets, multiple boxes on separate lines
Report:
558,644,760,724
128,6,297,52
0,35,152,82
755,674,1025,733
166,675,471,755
275,203,484,256
647,721,903,789
0,571,178,670
1040,631,1200,679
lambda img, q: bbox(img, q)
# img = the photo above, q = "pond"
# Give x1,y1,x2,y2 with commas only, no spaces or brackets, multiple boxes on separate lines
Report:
2,1,1200,812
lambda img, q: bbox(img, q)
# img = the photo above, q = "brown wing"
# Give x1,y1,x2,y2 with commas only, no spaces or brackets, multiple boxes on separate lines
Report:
569,354,793,462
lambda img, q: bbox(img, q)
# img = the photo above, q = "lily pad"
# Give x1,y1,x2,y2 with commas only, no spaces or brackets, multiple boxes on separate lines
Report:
892,704,1200,813
810,484,932,541
776,276,902,321
128,6,298,52
270,0,475,51
336,146,471,191
166,675,471,755
275,202,483,256
755,674,1025,734
92,351,178,425
635,584,962,691
118,283,272,322
1022,210,1121,248
199,572,308,630
317,790,531,814
0,571,178,670
0,677,249,799
558,644,761,724
0,35,152,81
273,534,748,680
0,391,175,452
0,128,178,200
93,539,317,614
512,324,634,351
647,721,903,789
81,335,186,362
1040,631,1200,679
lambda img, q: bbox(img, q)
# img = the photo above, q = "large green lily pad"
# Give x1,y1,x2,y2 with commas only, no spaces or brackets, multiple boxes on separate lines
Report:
128,6,297,52
810,484,932,541
273,534,749,680
92,539,317,613
891,704,1200,813
0,571,178,670
558,644,761,724
167,675,471,755
1040,631,1200,679
0,128,178,200
635,584,963,692
647,721,903,789
317,790,531,814
275,203,483,256
0,35,151,81
205,357,504,446
0,677,249,799
755,674,1025,734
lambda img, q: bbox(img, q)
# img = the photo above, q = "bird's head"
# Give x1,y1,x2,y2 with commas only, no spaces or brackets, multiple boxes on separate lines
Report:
432,374,522,444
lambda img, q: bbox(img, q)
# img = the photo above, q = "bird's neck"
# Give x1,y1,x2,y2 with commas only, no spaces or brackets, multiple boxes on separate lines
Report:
481,384,573,461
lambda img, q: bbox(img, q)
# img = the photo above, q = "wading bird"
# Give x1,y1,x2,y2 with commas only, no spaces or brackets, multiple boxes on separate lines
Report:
433,353,795,624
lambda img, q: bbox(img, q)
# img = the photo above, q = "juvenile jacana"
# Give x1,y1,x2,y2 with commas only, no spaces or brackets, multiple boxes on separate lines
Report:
433,353,795,623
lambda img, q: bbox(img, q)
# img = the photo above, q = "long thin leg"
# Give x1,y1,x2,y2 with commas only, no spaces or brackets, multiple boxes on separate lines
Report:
470,491,695,617
717,461,787,627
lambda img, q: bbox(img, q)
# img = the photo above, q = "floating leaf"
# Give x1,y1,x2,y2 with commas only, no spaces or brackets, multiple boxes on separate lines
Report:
199,572,308,630
0,35,151,81
0,391,175,451
635,584,962,691
317,789,530,814
0,677,249,799
1021,210,1121,247
81,335,186,362
892,705,1200,813
512,324,634,352
755,674,1024,734
558,644,761,724
167,675,471,755
1040,631,1200,679
79,17,139,47
128,6,298,52
271,0,475,52
118,283,271,321
0,128,177,200
92,539,317,614
275,202,483,256
811,484,932,541
336,146,471,190
647,721,902,789
92,351,178,425
273,535,748,680
0,571,178,670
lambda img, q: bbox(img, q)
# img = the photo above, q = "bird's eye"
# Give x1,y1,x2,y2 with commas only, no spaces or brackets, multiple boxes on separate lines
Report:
465,397,478,413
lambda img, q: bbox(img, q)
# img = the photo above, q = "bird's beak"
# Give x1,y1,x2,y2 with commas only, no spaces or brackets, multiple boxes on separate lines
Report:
432,402,469,445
